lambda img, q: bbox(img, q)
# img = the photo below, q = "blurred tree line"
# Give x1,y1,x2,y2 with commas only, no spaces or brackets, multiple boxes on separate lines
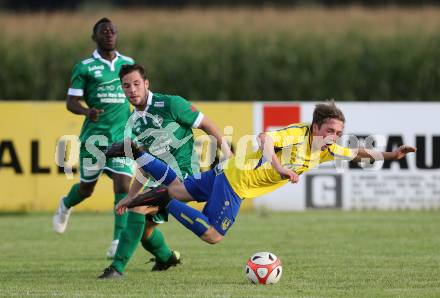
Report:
1,31,439,101
1,2,439,101
0,0,438,11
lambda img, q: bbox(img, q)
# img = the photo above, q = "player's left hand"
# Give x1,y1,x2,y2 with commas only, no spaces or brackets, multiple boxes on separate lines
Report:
278,167,300,184
115,197,132,215
394,145,417,160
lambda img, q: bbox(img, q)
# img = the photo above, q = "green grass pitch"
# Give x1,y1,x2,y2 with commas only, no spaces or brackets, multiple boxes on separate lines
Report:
1,210,440,297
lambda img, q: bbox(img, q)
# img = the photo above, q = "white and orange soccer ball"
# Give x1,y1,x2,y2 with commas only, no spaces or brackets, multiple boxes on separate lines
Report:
245,252,282,284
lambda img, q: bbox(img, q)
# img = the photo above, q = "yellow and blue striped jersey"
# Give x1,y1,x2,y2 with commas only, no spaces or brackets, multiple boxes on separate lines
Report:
223,123,353,199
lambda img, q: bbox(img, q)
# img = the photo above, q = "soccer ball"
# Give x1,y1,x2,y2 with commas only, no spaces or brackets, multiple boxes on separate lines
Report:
245,252,282,284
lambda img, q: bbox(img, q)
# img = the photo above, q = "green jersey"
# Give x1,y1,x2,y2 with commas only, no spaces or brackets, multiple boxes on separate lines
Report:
130,91,203,178
68,50,134,144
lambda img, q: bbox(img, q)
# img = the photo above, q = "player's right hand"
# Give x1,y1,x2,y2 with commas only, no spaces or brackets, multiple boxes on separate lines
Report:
278,167,300,184
87,108,104,122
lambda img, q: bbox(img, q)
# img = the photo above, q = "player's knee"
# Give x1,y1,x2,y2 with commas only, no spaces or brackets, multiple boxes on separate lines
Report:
168,180,189,201
206,237,223,244
78,184,95,198
201,228,223,244
204,235,223,244
168,185,182,200
168,187,178,199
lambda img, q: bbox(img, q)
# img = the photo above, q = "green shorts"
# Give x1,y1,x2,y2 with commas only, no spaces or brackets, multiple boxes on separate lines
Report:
79,143,134,182
146,211,169,224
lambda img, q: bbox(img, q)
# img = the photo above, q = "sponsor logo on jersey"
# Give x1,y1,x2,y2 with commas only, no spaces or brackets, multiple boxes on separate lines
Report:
88,65,105,72
154,101,165,108
97,85,116,92
94,70,103,78
100,98,125,103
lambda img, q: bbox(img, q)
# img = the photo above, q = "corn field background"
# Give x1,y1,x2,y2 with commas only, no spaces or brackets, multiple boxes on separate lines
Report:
1,7,439,101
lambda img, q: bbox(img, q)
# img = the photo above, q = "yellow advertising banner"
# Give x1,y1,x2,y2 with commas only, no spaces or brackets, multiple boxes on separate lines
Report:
0,101,254,212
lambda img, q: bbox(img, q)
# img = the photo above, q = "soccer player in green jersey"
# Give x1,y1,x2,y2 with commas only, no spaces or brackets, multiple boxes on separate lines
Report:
52,18,136,258
98,64,230,278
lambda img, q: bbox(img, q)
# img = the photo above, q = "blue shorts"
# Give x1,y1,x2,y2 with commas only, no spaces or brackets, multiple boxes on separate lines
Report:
183,168,242,236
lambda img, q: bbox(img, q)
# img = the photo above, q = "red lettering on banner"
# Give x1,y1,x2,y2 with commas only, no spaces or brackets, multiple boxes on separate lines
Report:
263,105,301,132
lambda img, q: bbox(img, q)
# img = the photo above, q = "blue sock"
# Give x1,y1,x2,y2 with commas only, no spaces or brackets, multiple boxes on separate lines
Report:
167,199,210,237
136,153,177,186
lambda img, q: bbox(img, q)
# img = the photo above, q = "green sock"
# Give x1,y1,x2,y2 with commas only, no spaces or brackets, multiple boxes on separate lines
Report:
113,193,129,240
141,228,173,263
63,183,84,208
111,211,146,273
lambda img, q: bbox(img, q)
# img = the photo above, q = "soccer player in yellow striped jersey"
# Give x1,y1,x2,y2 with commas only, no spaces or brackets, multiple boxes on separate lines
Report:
223,122,353,199
109,101,417,245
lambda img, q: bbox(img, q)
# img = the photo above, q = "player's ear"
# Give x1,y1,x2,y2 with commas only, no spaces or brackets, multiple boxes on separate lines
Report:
311,123,317,134
144,79,149,90
91,34,96,42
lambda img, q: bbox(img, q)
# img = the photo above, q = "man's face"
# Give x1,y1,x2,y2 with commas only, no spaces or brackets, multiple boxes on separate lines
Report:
121,71,149,107
93,22,117,51
312,118,344,147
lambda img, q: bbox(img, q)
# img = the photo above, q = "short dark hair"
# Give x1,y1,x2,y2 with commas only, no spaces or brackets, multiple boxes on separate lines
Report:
119,64,148,81
93,17,112,35
312,100,345,128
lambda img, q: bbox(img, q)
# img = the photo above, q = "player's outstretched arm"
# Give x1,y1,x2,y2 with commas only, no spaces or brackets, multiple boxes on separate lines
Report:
352,145,417,163
198,115,232,158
